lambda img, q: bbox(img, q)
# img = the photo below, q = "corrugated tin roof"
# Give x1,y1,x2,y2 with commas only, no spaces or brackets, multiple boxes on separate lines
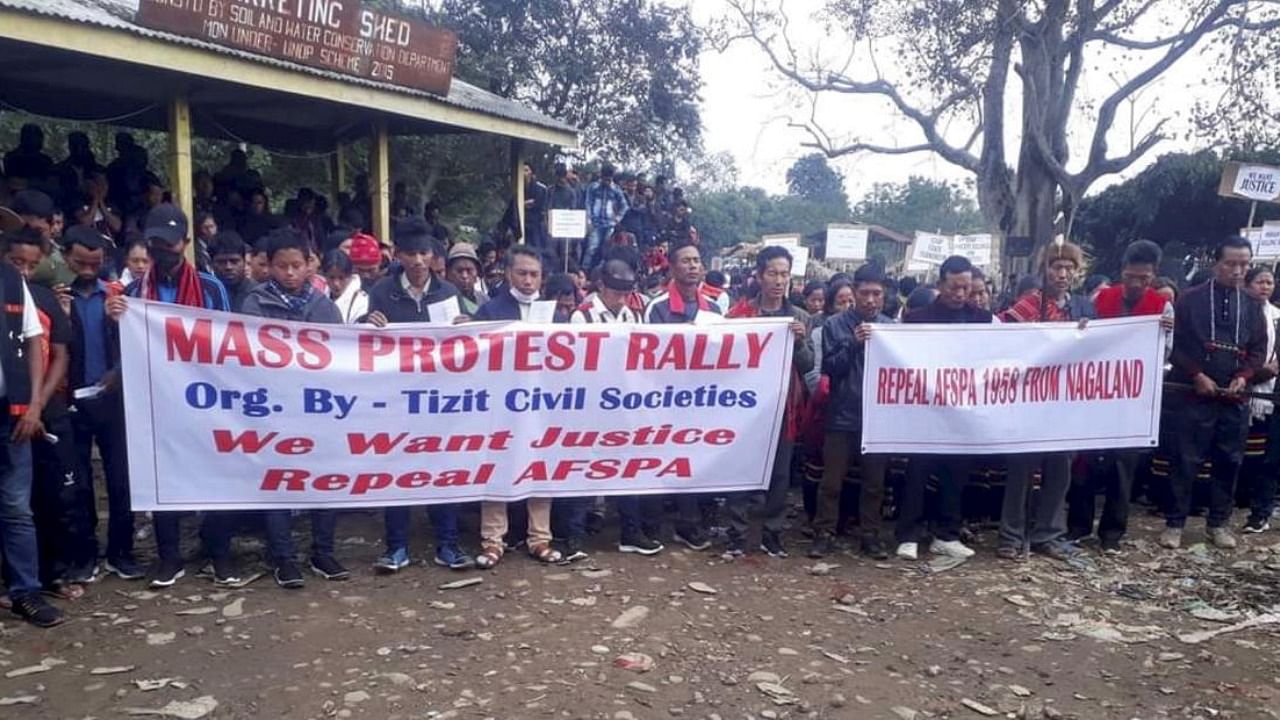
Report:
0,0,576,137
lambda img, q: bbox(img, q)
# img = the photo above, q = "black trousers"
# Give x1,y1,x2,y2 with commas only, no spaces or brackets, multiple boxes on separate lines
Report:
1167,399,1249,529
72,394,133,563
896,455,968,544
1067,450,1143,542
32,412,96,583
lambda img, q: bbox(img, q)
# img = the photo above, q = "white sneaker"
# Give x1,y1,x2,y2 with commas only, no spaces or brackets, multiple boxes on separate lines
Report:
896,542,918,560
930,539,975,559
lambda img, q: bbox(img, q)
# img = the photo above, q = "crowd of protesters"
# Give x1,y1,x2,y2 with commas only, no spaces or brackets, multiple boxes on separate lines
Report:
0,126,1275,634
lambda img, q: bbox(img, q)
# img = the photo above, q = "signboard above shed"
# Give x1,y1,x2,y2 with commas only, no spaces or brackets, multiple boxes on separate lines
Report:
137,0,457,95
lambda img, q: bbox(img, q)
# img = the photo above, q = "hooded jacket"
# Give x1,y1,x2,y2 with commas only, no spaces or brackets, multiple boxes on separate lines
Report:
240,283,343,325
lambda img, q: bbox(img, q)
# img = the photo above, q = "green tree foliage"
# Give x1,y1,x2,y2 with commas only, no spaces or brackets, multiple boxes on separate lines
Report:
785,153,848,206
1075,150,1280,275
436,0,703,167
853,177,985,236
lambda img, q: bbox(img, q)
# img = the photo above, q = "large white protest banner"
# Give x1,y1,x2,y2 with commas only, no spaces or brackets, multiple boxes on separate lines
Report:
861,316,1165,455
825,224,869,260
120,302,793,510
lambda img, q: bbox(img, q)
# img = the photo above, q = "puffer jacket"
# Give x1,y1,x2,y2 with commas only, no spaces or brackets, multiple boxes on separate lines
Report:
822,309,893,433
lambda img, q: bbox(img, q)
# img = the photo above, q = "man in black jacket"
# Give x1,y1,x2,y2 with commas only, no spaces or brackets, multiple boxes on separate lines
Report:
472,247,564,568
364,218,473,574
810,262,893,559
1163,235,1269,550
208,231,258,313
895,256,992,562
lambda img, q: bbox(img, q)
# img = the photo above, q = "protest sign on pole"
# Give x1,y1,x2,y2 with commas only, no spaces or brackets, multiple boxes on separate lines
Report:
120,302,793,510
762,234,801,251
907,233,951,270
790,246,810,277
1259,223,1280,260
861,316,1165,454
1219,162,1280,204
952,234,993,266
549,209,587,239
825,225,869,260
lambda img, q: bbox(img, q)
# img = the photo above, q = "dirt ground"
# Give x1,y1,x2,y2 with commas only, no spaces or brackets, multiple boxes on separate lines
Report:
3,502,1280,720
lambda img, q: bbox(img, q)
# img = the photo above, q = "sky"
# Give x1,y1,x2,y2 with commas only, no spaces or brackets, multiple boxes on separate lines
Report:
690,0,1234,201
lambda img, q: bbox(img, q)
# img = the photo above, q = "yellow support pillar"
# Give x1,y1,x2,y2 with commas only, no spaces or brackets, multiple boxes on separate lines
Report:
330,143,346,207
369,121,391,243
511,139,526,243
167,93,194,260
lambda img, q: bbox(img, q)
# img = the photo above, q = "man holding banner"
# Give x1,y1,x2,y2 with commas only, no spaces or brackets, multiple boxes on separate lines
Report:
997,241,1092,562
1163,236,1269,550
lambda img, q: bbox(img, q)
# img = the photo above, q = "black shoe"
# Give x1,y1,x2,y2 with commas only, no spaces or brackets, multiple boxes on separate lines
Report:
104,557,144,581
1032,540,1080,562
274,560,305,589
64,561,100,584
10,594,65,628
619,532,664,556
1099,537,1123,555
560,539,590,563
673,527,711,551
723,532,746,558
760,531,789,559
808,534,833,559
1244,518,1270,534
147,558,186,589
210,557,243,587
860,537,890,561
309,555,350,581
1065,528,1090,543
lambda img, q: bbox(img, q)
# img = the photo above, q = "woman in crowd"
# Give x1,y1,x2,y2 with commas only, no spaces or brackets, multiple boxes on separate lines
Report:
1242,266,1280,533
322,249,368,324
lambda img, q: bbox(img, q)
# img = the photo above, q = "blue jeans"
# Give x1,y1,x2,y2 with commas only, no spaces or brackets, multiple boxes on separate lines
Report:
154,511,234,562
384,504,460,552
265,510,336,561
556,497,592,540
583,225,613,268
0,425,40,599
617,495,661,538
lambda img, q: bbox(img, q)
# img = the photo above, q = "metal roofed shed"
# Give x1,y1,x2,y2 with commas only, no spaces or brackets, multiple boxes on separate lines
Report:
0,0,579,242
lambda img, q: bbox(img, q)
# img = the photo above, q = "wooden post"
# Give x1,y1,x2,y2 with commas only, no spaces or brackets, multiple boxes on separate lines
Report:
511,138,526,243
369,120,391,243
1248,201,1259,230
167,93,194,260
330,143,346,206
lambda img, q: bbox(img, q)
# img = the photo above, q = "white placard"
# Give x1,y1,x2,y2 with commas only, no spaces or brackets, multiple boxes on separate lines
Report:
528,300,558,323
549,209,588,238
1256,223,1280,260
909,233,951,267
426,296,461,325
1233,165,1280,202
790,246,810,277
763,234,801,250
825,225,868,260
119,302,794,510
861,316,1165,455
952,234,993,266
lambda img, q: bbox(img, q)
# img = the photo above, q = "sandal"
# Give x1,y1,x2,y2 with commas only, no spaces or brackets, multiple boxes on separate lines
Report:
43,583,86,601
476,546,503,569
529,543,563,564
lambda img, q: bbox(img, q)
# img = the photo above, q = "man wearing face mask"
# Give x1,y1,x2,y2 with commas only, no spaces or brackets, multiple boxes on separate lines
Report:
1163,235,1268,550
106,204,236,589
998,240,1094,562
472,247,564,568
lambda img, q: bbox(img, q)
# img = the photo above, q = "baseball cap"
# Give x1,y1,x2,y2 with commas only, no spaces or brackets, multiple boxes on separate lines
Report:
446,242,480,267
11,190,55,220
144,203,188,244
599,259,637,291
349,233,382,264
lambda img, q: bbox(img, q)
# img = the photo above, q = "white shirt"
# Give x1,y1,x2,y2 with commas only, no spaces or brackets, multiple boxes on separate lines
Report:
0,282,45,398
570,293,639,324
